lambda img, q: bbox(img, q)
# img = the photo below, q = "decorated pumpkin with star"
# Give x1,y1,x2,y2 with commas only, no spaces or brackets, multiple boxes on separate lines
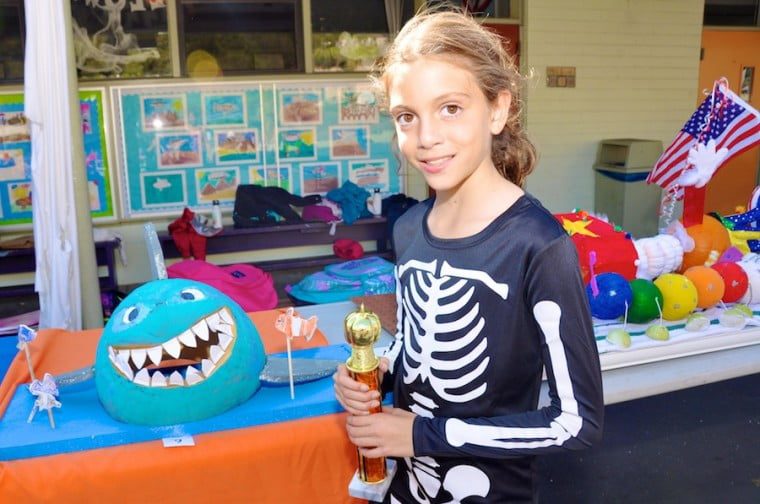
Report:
554,211,639,284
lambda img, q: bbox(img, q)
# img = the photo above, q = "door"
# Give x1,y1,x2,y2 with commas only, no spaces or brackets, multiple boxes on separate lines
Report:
699,29,760,215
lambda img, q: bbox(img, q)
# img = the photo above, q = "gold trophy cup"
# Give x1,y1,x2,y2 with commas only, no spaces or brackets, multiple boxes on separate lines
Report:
344,304,387,484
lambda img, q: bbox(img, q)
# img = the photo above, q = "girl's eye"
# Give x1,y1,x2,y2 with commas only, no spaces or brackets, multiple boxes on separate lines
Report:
442,104,461,117
180,288,205,301
122,306,140,324
395,112,415,126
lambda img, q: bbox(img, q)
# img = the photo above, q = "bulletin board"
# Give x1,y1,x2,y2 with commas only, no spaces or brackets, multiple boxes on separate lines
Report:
111,79,401,219
0,88,116,229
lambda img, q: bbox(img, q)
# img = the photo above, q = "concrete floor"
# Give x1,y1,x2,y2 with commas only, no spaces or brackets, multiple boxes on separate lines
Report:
538,373,760,503
2,275,759,503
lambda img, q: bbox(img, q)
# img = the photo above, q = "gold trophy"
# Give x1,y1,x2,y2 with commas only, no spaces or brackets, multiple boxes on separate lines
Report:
344,304,387,484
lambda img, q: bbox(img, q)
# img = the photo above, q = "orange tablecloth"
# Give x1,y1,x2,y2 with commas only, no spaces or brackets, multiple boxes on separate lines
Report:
0,309,365,503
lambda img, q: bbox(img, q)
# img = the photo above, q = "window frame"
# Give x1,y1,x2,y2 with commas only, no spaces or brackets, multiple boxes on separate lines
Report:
176,0,305,76
0,0,26,85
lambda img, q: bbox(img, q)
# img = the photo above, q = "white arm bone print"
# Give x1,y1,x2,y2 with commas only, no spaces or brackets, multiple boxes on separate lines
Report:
444,300,584,450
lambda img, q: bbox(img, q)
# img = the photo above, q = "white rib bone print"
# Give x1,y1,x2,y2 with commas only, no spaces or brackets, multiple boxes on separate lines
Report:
392,259,507,502
400,260,508,404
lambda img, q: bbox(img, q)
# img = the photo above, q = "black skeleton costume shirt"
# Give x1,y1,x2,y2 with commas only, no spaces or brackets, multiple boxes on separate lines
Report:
383,194,604,503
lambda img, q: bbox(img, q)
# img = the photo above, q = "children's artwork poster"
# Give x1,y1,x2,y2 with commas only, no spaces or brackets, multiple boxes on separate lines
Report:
157,132,203,168
113,79,401,218
349,160,390,192
0,89,115,228
250,166,292,193
278,127,317,161
300,162,340,195
215,129,259,165
278,88,323,125
195,167,240,203
7,182,31,214
142,96,187,131
0,149,25,181
338,86,379,124
203,93,246,127
141,171,187,208
330,126,370,159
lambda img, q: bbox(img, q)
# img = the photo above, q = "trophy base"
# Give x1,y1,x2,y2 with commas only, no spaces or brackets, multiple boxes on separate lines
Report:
348,459,397,502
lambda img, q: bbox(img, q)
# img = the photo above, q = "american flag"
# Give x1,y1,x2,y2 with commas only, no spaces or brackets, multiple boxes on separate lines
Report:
647,83,760,190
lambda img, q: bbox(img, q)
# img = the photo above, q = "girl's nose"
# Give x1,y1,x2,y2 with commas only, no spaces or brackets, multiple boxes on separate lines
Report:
417,117,442,149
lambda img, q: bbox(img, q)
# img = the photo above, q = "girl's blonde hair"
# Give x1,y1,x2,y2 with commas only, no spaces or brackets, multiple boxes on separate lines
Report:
375,9,536,187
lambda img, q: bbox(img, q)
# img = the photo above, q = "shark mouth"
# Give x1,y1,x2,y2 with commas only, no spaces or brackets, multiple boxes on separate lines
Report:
108,307,237,388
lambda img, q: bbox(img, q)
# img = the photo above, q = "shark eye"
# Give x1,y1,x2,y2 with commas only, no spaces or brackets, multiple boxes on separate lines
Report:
180,288,205,301
122,306,140,324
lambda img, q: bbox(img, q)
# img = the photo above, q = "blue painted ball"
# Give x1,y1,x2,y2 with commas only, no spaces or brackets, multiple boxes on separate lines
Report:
586,272,633,320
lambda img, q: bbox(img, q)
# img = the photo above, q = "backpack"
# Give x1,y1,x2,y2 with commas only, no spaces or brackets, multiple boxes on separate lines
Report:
232,185,321,228
167,260,278,312
287,256,395,305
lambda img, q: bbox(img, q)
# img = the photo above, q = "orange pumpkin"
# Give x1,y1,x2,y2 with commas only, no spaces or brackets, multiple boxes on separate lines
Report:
679,215,731,272
683,266,725,309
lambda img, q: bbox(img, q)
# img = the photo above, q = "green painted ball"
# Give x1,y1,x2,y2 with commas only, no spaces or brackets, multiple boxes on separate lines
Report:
628,279,664,324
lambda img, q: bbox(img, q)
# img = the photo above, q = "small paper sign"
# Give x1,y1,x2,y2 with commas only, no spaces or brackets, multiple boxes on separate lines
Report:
162,435,195,448
18,324,37,344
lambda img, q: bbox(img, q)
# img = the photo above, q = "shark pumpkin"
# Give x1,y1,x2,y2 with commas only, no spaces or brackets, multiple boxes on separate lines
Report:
93,278,336,425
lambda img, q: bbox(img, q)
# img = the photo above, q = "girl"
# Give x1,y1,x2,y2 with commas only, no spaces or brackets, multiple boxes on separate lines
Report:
334,9,604,503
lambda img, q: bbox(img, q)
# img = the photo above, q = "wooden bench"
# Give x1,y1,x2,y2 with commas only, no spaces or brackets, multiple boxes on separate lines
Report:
0,239,121,297
157,217,393,271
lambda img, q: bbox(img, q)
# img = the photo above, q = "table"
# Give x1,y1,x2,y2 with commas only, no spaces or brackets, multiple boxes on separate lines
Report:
157,218,392,271
0,301,758,503
303,302,760,406
0,238,121,297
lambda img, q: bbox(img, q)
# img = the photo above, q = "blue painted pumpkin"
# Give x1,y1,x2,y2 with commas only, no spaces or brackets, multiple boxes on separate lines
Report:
94,279,266,425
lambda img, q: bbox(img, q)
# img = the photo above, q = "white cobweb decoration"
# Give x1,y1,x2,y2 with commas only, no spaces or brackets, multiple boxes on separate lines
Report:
72,0,162,74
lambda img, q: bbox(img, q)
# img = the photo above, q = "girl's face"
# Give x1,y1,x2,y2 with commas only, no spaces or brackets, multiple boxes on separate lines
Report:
387,56,509,195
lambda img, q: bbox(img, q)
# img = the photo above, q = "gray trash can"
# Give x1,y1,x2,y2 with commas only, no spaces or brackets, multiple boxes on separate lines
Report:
593,138,663,238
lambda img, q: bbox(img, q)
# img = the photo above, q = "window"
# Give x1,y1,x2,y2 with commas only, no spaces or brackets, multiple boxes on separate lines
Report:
704,0,760,26
428,0,518,19
311,0,413,72
70,0,171,80
0,0,25,83
178,0,303,76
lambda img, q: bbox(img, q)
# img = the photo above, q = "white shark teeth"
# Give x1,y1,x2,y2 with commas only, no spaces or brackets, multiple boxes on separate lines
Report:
150,371,167,387
169,371,185,387
117,349,130,365
206,312,222,332
185,366,203,385
109,307,236,387
219,308,233,325
209,345,224,364
218,332,233,351
115,355,134,380
178,329,197,348
192,320,210,341
133,368,150,386
131,348,147,368
201,358,215,377
163,337,182,359
147,345,163,365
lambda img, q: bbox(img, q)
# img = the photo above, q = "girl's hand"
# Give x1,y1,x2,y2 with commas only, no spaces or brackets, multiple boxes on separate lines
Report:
346,407,416,458
333,357,389,415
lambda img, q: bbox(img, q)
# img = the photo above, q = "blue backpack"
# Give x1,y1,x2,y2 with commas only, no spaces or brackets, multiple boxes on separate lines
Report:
287,256,395,305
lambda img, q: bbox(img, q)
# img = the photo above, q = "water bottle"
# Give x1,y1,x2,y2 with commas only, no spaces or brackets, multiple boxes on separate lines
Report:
211,200,223,229
368,188,382,217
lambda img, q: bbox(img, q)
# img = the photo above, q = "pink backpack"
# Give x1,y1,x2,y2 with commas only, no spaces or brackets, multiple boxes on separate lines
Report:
167,260,278,312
